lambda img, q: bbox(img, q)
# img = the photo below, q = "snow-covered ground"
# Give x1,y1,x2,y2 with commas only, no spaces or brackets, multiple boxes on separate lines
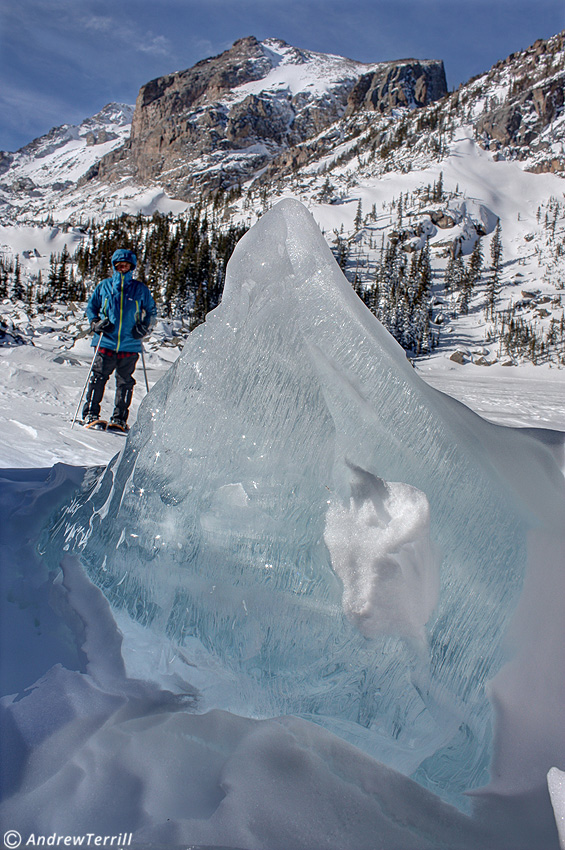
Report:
0,302,563,471
0,323,178,468
418,358,565,431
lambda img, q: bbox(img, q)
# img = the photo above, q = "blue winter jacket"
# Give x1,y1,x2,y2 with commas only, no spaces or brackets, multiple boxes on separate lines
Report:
86,260,157,353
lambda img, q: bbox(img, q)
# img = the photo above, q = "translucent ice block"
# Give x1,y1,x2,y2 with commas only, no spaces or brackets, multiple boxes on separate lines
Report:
50,199,565,809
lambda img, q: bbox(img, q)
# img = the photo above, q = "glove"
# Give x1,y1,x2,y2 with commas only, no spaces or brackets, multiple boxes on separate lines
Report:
91,317,115,335
131,321,150,340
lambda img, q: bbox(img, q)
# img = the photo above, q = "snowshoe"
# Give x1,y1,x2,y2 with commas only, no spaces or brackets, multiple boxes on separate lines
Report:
107,418,129,434
83,418,107,431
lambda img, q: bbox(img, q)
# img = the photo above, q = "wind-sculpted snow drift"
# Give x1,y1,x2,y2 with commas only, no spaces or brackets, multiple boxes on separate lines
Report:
31,199,565,845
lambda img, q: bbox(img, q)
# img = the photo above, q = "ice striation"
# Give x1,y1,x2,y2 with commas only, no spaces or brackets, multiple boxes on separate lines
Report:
49,200,565,822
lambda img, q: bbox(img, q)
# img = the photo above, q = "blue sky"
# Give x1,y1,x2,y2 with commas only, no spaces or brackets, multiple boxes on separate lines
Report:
1,0,563,151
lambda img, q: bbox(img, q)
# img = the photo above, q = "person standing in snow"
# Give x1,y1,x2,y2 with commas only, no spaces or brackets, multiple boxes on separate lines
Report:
82,248,157,429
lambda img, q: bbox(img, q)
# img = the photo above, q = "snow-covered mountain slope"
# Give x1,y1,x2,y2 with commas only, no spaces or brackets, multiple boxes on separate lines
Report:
473,32,565,174
0,32,563,228
0,103,134,220
259,30,565,188
291,127,565,367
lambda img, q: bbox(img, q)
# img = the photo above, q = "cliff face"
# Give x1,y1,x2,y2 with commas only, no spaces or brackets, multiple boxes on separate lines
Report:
345,60,447,115
129,36,275,180
471,32,565,173
90,37,447,199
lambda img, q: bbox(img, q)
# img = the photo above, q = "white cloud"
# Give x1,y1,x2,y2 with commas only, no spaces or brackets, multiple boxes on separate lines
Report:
137,34,173,58
83,15,114,34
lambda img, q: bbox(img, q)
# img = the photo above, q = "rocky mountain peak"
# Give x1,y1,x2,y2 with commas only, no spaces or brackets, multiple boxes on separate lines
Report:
91,37,447,199
261,37,309,64
135,36,272,115
0,102,134,204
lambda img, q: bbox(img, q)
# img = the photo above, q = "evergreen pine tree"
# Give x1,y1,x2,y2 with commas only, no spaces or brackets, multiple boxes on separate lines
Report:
354,199,363,230
26,278,34,312
453,254,466,292
11,256,25,302
443,254,456,293
332,230,349,271
457,238,482,315
56,245,70,301
458,269,473,315
406,251,419,307
35,270,44,303
319,178,334,203
416,239,432,302
48,253,58,300
468,237,483,287
487,220,502,319
190,283,208,330
0,260,8,299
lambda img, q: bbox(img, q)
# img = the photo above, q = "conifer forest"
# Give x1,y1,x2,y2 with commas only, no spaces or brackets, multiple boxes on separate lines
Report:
1,189,564,365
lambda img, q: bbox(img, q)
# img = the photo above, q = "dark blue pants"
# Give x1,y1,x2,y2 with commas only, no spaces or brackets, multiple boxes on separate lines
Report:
82,348,139,422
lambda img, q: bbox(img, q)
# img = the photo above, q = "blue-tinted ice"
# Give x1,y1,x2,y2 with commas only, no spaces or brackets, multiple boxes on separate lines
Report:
53,199,565,809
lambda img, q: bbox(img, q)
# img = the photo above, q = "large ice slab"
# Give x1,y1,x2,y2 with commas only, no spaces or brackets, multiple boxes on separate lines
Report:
49,199,565,813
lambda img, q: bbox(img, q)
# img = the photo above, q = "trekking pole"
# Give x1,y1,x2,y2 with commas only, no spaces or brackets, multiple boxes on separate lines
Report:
71,335,103,428
140,343,150,393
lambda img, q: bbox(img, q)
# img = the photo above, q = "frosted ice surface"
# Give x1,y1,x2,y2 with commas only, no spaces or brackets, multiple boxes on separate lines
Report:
324,464,440,640
548,767,565,849
50,199,565,809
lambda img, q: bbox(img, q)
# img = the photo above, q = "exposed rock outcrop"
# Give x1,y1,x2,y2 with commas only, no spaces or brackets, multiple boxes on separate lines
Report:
473,32,565,160
345,60,447,115
476,73,564,147
0,151,13,177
